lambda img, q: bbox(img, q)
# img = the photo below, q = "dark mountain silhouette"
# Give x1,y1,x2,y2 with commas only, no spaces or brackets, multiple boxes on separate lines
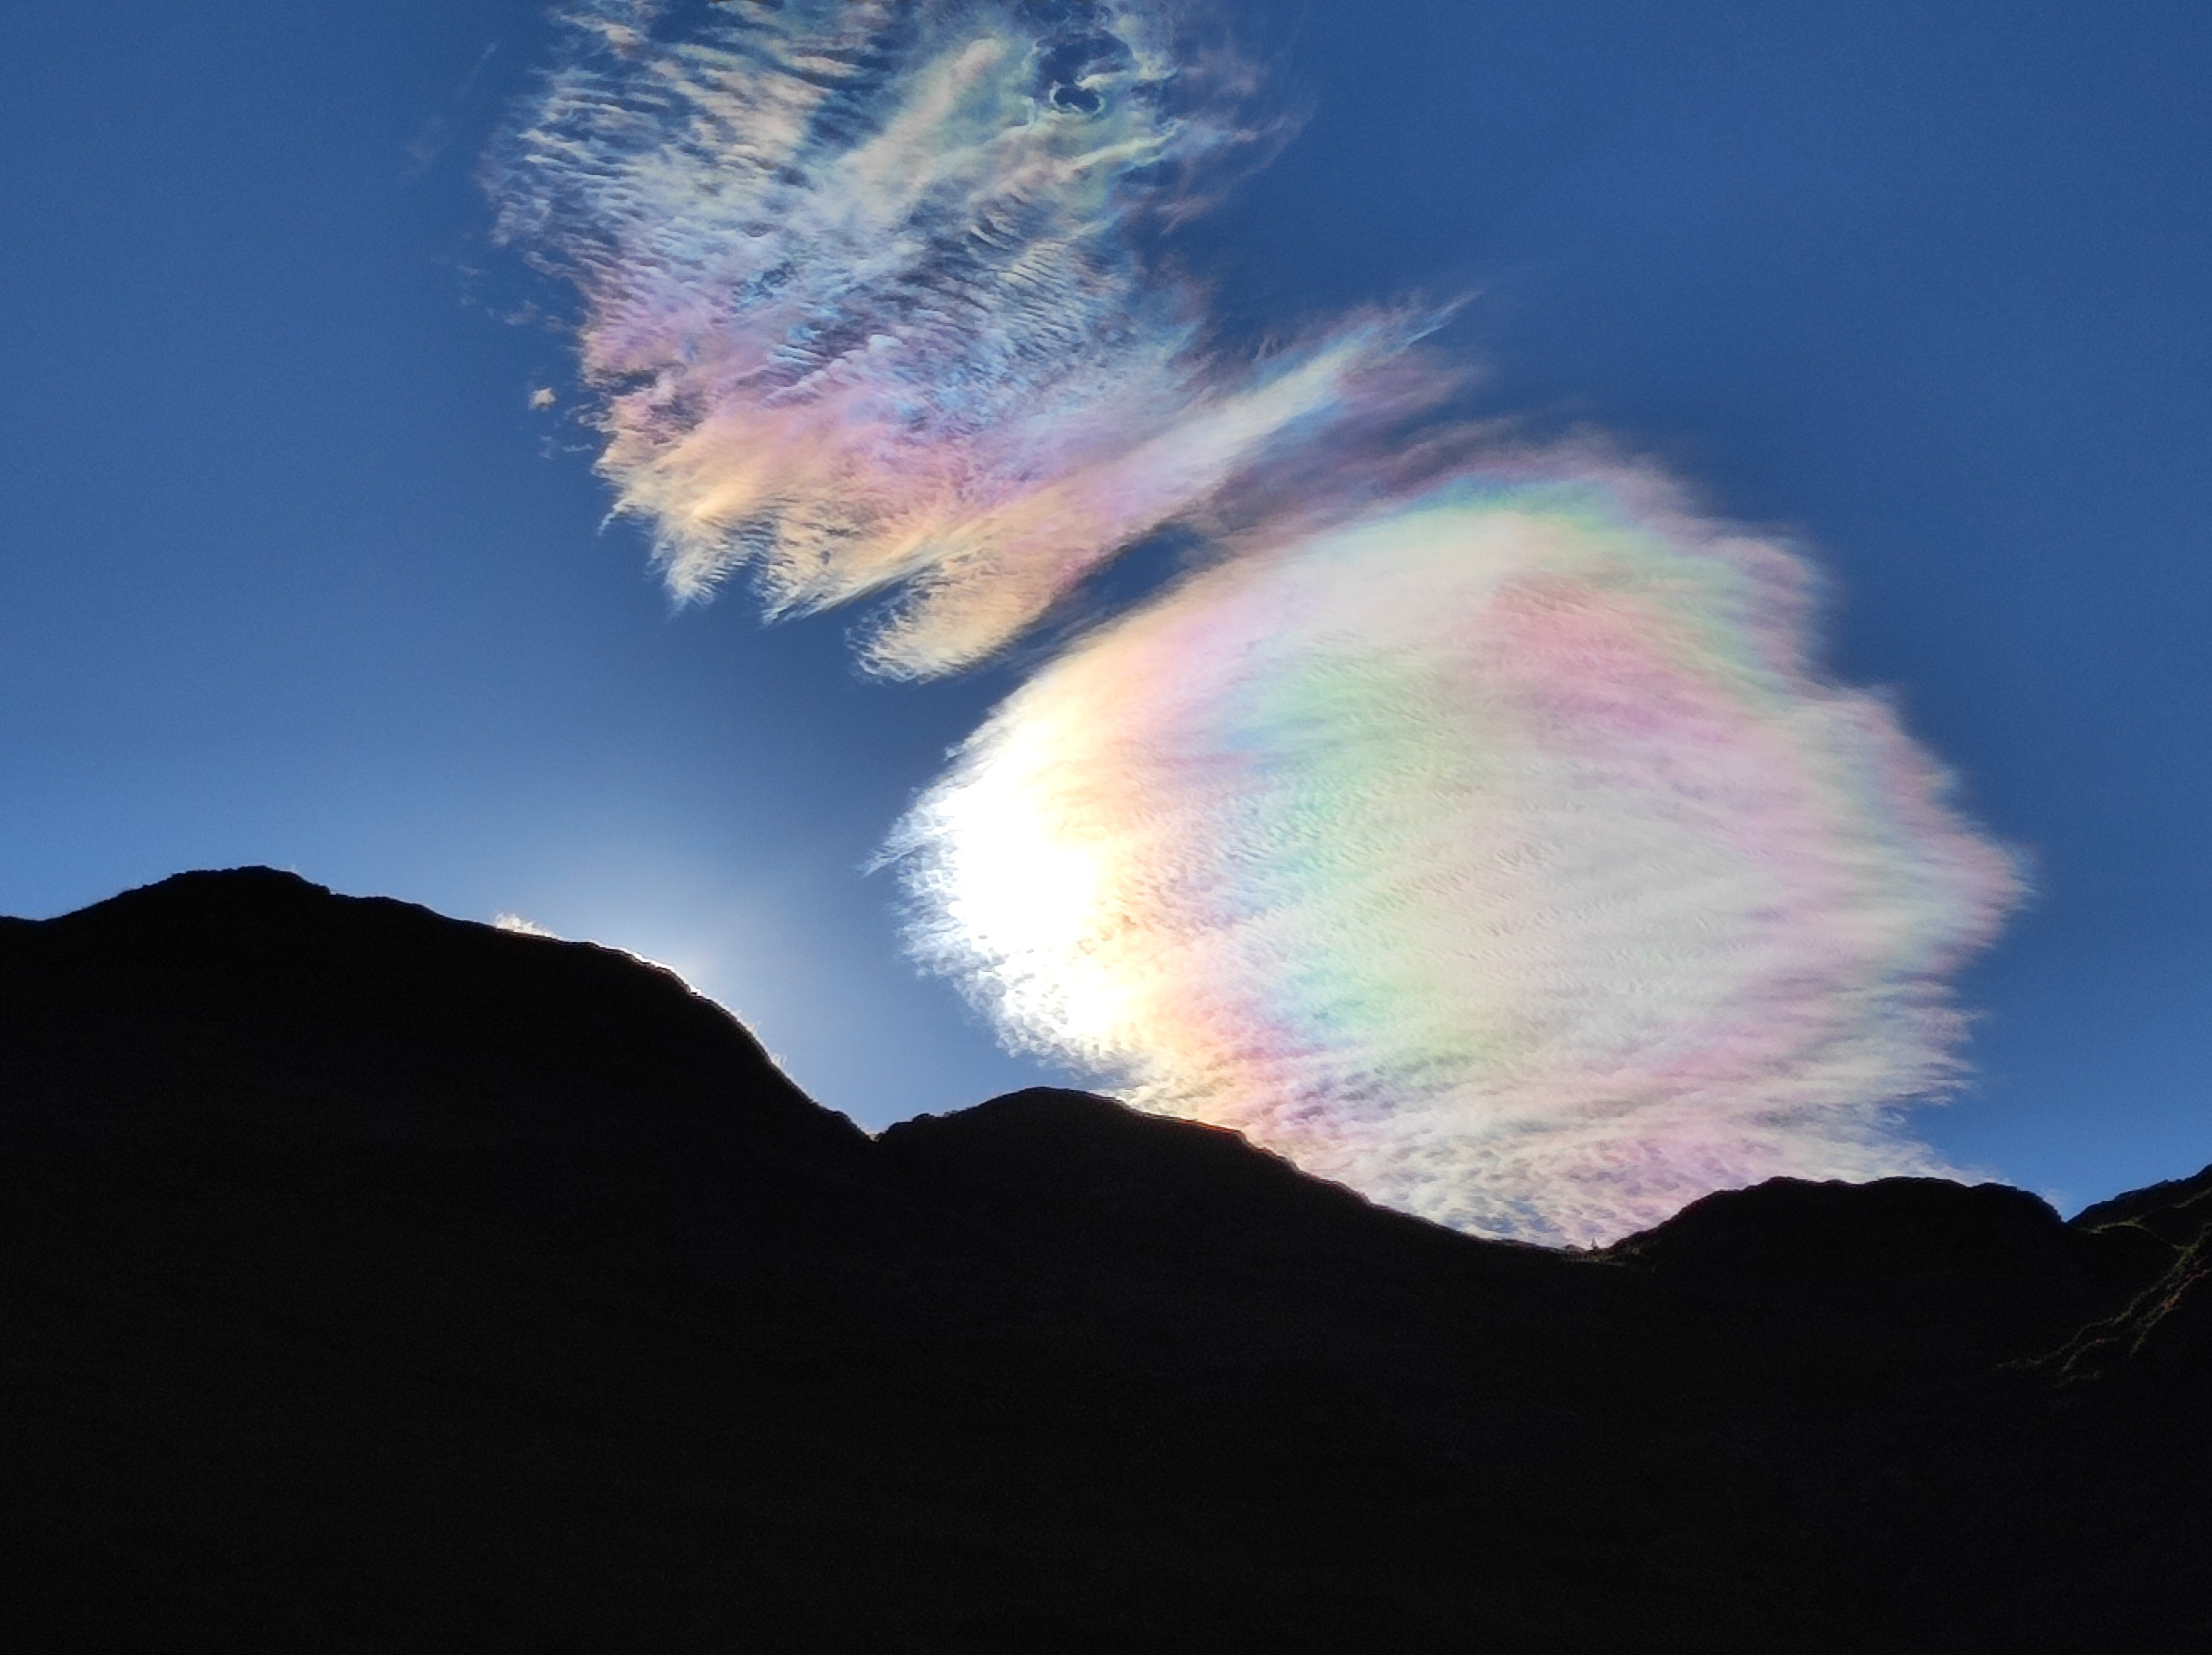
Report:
2,869,2205,1652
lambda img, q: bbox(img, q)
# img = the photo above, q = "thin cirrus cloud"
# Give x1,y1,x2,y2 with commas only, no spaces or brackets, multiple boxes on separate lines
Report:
492,0,1434,678
496,0,2025,1242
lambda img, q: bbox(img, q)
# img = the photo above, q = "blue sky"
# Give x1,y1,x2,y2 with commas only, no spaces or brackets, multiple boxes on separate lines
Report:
3,0,2206,1216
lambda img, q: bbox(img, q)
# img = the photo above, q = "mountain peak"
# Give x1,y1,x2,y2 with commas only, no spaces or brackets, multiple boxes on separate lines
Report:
2,871,2205,1650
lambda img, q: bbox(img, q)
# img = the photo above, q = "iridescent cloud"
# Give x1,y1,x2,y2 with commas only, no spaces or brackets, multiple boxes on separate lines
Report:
888,471,2022,1243
494,0,1423,676
502,2,2023,1242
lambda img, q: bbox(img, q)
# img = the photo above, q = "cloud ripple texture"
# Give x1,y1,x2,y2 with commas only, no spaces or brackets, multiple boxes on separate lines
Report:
495,0,1412,678
501,1,2023,1243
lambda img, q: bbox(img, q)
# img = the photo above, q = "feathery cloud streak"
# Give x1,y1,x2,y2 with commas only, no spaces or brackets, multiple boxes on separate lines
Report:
494,0,1418,676
499,1,2023,1241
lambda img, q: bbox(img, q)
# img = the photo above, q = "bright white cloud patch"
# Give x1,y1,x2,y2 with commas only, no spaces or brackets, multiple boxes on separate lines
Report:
888,476,2022,1243
501,1,2024,1242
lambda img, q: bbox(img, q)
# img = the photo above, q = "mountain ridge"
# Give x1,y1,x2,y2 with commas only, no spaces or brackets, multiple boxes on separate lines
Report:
2,868,2205,1650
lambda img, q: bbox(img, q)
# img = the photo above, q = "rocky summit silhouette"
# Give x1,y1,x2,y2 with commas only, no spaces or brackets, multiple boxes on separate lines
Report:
1,869,2205,1652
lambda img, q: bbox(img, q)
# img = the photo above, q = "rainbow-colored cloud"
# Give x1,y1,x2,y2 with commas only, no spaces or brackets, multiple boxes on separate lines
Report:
500,1,2023,1242
890,471,2021,1243
494,0,1419,676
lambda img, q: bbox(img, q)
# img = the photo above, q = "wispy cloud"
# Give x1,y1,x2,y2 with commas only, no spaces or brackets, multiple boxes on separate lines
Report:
499,2,2024,1242
492,0,1424,676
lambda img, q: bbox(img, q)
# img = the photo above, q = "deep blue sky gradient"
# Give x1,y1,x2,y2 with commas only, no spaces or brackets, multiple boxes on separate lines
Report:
3,0,2206,1212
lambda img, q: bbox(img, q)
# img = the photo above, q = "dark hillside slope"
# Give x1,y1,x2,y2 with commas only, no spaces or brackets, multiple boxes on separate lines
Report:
1,870,2205,1651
